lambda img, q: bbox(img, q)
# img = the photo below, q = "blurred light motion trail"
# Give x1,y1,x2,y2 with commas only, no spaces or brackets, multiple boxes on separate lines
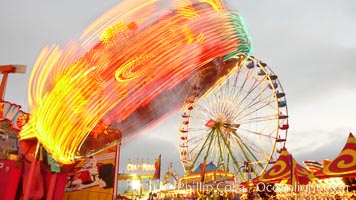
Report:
19,0,253,164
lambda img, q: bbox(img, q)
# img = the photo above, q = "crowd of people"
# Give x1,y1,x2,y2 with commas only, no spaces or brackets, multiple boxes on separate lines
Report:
146,190,239,200
139,188,356,200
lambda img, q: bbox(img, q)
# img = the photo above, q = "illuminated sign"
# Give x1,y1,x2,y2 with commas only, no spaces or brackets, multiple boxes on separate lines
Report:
127,163,155,171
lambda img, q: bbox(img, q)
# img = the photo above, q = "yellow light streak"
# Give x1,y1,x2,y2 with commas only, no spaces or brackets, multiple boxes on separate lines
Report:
19,0,252,164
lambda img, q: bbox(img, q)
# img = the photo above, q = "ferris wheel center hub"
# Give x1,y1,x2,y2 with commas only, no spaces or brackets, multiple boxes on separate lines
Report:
205,119,240,130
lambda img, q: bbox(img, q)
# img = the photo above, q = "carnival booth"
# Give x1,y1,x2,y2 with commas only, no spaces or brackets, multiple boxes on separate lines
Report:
315,133,356,180
115,157,161,199
0,101,29,200
249,148,316,199
255,148,315,185
178,161,236,199
180,161,235,185
288,132,356,199
313,133,356,195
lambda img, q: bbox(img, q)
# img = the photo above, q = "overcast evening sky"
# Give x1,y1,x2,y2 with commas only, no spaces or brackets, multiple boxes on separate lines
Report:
0,0,355,176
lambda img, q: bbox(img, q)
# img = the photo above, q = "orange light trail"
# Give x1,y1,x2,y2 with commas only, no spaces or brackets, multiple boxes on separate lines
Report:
19,0,252,164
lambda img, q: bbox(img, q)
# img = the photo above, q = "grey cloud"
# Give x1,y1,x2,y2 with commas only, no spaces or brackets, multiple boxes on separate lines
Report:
0,0,355,174
288,128,350,163
235,0,356,109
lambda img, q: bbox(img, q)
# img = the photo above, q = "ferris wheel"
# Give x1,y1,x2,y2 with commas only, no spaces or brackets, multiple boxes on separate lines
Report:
178,56,289,181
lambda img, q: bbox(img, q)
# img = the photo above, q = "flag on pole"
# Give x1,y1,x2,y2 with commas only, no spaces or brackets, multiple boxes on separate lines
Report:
200,156,207,183
153,154,161,180
171,170,179,181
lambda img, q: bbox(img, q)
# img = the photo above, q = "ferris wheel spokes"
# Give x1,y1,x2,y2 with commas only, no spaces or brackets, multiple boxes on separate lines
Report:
178,56,289,181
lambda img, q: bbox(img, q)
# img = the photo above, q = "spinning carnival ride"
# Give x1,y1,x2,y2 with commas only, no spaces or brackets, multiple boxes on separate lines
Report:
1,1,291,199
19,0,253,164
178,56,289,182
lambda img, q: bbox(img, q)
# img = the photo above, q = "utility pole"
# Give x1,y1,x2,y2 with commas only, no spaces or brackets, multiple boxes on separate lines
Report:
113,131,122,200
